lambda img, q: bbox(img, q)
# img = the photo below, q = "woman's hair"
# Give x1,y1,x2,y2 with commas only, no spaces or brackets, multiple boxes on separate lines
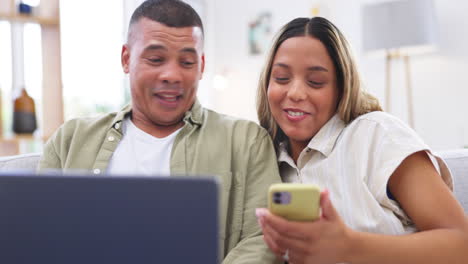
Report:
256,17,382,149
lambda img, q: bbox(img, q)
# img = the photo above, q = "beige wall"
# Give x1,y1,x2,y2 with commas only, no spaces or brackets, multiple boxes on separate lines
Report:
203,0,467,151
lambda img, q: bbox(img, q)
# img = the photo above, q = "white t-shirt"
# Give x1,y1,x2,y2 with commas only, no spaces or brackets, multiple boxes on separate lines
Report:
107,117,182,176
278,112,452,235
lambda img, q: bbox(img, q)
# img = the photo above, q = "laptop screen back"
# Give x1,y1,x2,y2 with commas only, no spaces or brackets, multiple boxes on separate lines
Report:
0,173,219,264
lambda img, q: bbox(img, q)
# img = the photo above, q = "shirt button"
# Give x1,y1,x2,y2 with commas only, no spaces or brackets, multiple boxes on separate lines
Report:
114,123,120,130
93,169,101,174
306,148,311,153
108,136,115,142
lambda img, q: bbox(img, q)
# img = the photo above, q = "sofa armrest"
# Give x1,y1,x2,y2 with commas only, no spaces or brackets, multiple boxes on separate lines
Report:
437,149,468,212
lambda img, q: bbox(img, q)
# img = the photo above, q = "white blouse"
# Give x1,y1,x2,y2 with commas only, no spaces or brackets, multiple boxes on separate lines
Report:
278,112,453,235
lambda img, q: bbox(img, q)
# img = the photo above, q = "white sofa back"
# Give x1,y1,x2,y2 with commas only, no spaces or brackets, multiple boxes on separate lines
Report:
438,150,468,212
0,153,41,170
1,150,467,211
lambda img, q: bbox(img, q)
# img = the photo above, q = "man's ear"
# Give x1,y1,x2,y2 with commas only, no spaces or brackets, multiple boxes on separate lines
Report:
200,53,205,80
121,44,130,73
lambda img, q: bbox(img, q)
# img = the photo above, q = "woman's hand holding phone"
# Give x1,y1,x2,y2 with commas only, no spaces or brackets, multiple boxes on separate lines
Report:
268,183,321,221
256,188,354,264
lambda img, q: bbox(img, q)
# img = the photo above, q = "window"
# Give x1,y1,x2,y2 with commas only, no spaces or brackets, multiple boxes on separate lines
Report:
0,22,12,136
61,0,126,119
23,23,43,132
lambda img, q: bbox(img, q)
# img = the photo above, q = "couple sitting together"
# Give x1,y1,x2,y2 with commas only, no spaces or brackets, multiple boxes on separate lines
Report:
38,0,468,263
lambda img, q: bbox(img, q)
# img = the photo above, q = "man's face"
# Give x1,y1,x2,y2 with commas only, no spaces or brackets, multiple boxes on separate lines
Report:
122,18,204,131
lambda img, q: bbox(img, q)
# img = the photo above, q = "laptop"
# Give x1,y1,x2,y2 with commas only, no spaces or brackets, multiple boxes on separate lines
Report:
0,173,219,264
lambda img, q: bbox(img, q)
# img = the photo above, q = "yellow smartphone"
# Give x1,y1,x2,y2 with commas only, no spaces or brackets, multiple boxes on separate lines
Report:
268,183,321,221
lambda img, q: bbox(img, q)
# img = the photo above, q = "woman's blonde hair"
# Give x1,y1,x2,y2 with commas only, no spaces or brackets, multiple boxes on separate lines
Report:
257,17,382,149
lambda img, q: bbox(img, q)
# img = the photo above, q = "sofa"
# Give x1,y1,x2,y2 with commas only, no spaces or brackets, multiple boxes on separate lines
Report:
1,150,467,212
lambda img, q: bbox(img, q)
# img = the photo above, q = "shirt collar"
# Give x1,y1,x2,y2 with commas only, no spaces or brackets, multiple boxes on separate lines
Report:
307,114,345,157
277,141,295,167
277,113,346,163
182,99,203,125
110,99,204,131
110,104,132,131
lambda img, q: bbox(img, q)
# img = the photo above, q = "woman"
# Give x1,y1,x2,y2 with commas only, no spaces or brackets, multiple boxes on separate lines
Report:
255,17,468,264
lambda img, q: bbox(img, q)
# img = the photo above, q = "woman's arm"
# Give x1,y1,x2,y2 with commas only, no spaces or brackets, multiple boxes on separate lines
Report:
257,151,468,264
347,151,468,264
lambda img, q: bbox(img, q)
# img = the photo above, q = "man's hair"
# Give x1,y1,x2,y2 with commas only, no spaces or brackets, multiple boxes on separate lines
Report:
129,0,204,35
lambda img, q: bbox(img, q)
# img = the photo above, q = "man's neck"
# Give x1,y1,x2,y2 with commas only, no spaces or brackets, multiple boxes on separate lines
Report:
131,116,184,138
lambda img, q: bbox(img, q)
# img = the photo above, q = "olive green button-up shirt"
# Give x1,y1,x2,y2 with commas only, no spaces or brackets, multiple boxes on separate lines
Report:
39,100,282,264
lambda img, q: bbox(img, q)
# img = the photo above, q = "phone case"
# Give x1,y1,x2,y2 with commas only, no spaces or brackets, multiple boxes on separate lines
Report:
268,183,321,221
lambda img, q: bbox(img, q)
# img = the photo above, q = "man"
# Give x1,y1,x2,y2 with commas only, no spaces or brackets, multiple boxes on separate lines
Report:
39,0,281,263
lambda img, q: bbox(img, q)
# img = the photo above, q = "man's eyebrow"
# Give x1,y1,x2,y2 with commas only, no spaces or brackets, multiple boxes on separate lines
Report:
143,44,167,52
143,45,198,55
180,47,197,54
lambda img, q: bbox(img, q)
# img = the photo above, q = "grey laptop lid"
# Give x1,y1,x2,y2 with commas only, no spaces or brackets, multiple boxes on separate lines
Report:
0,173,219,264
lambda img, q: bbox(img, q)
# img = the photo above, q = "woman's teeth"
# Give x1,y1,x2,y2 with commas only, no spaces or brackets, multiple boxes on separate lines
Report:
287,111,304,116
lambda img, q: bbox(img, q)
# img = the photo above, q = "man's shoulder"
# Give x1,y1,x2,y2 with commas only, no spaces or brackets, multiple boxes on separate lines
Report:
53,112,119,142
202,108,268,138
62,112,116,131
41,111,120,168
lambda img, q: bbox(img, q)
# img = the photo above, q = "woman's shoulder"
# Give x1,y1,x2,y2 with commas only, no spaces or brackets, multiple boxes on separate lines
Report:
343,111,426,148
353,111,406,127
347,111,413,135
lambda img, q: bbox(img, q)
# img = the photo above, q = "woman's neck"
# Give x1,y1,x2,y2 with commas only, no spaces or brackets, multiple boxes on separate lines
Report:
288,139,309,164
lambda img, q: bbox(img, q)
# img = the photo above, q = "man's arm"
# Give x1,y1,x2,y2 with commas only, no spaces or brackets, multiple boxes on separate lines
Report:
222,132,282,264
38,129,63,170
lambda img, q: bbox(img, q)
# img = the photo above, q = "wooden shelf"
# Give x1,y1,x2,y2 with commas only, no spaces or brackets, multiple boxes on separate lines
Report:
1,0,64,143
0,13,59,26
0,135,43,156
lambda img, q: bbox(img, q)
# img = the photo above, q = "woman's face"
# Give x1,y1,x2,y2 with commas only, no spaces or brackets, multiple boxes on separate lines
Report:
267,36,339,151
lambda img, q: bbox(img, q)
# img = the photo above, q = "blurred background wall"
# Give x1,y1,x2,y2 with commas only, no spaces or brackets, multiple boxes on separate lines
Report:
1,0,466,154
